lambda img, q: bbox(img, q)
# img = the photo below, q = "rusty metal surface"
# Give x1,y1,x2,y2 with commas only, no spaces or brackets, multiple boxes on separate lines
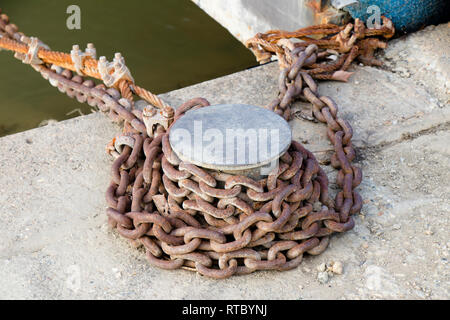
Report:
245,16,394,70
0,9,395,279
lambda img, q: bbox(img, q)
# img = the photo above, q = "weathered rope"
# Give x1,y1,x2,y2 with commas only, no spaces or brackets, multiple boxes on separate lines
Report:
0,27,169,113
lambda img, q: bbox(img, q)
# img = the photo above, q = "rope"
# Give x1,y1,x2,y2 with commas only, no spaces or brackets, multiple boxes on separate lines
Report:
0,34,171,112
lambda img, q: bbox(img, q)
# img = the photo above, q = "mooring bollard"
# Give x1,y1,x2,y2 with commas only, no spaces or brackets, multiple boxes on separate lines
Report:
0,9,376,277
169,104,292,180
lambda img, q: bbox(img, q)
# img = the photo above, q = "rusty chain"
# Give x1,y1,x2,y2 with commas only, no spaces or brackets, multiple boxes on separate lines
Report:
0,9,394,278
245,16,394,77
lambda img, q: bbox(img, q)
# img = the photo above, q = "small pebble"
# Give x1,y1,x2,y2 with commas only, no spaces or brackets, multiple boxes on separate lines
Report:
313,202,323,212
317,271,329,284
331,261,343,275
317,263,326,272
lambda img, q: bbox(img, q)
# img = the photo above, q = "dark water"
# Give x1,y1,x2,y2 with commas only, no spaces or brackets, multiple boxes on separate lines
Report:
0,0,256,136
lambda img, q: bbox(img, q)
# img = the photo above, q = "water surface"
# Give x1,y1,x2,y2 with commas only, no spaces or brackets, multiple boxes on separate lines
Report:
0,0,256,136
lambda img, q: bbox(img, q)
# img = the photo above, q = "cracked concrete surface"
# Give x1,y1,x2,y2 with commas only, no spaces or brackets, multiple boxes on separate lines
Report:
0,23,448,299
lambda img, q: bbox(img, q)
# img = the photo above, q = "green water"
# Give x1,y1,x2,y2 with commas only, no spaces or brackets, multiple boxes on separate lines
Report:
0,0,256,136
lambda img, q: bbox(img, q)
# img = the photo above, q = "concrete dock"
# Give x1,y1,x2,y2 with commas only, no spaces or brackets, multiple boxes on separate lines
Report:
0,23,448,299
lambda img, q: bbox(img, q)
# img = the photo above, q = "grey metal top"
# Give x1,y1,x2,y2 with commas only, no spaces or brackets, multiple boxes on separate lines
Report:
169,104,292,171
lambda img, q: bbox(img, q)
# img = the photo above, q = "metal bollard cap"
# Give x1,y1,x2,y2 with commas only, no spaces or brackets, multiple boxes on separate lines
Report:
169,104,291,172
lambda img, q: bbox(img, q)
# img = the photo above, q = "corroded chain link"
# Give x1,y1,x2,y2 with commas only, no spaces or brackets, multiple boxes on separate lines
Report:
0,8,393,278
